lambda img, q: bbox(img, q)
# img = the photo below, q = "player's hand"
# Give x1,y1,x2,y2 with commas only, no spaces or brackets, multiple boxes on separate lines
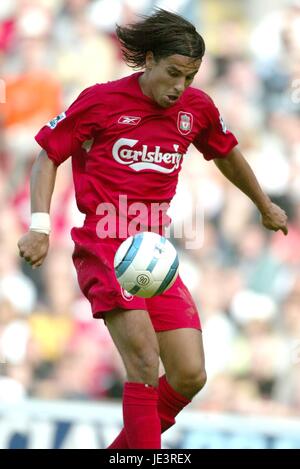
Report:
17,231,49,269
260,202,288,235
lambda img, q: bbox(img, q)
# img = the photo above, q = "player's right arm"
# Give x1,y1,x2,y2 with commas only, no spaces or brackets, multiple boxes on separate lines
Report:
17,85,105,268
18,149,57,268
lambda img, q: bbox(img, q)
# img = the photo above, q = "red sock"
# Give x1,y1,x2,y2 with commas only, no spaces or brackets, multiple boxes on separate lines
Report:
108,375,190,449
158,375,190,431
122,382,161,449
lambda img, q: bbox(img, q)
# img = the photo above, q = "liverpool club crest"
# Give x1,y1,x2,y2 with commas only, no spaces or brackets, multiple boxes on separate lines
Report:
177,112,193,135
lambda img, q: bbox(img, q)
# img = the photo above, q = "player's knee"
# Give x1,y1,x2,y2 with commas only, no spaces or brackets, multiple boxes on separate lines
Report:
193,369,207,392
172,368,207,397
185,369,206,393
136,348,160,373
127,343,160,385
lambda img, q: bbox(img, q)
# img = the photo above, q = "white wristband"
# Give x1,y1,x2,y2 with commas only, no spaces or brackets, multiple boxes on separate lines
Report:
30,212,51,235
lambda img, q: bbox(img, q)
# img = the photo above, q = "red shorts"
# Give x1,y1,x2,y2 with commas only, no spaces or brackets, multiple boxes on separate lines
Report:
71,225,201,332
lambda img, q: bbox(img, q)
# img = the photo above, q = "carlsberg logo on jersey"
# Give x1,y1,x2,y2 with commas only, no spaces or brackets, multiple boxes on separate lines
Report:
112,138,185,173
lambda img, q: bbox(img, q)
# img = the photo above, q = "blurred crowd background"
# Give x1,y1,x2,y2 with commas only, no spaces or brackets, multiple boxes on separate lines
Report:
0,0,300,420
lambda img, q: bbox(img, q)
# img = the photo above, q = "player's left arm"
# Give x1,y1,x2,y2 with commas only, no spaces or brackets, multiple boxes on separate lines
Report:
214,146,288,235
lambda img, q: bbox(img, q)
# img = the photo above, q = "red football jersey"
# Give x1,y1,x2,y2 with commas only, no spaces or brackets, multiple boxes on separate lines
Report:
35,72,238,236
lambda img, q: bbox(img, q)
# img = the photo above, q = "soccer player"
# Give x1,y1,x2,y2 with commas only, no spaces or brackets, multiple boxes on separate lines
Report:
18,9,288,449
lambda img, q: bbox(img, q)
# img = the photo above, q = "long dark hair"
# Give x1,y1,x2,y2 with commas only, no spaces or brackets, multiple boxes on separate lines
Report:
116,8,205,69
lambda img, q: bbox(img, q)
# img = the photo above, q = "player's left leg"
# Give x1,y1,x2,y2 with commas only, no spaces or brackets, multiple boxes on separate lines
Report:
157,327,206,399
155,327,206,433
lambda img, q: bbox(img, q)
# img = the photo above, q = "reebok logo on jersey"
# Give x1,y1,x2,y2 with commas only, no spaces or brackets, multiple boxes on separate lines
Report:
112,138,185,173
118,116,141,125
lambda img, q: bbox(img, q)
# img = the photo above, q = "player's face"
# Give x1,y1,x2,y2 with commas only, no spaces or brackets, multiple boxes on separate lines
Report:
140,53,202,108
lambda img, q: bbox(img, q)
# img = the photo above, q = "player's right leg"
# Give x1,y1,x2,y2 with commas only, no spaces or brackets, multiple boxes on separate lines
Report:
108,275,204,449
104,307,161,449
70,234,161,448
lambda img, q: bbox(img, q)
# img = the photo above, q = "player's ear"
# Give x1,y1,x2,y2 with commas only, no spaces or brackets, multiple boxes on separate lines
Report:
145,51,155,70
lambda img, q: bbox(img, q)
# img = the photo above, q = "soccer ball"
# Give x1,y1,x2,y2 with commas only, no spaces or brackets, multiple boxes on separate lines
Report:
114,231,179,298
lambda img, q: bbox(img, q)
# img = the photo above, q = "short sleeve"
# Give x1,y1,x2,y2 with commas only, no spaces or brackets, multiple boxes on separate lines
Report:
35,85,105,166
193,97,238,161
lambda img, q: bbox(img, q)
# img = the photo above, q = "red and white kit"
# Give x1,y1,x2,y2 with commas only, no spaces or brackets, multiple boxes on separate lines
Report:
35,72,238,330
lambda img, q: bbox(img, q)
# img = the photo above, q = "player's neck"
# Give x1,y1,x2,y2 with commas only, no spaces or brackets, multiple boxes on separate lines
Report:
138,71,154,101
